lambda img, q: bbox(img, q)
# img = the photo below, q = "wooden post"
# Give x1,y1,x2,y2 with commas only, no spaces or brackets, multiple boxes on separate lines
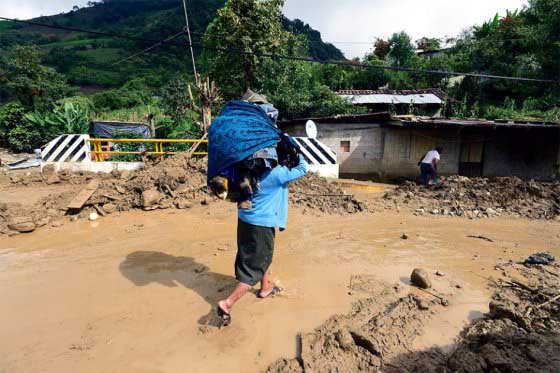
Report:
189,76,222,135
148,114,156,138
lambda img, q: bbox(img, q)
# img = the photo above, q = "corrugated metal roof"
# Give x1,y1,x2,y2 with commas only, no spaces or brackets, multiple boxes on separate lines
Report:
398,117,560,129
337,89,445,105
339,93,443,105
279,112,560,129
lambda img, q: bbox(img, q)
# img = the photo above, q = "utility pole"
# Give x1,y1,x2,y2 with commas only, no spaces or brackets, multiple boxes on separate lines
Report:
182,0,199,84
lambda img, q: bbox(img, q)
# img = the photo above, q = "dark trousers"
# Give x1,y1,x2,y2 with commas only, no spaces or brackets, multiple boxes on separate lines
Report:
235,219,276,286
419,163,436,185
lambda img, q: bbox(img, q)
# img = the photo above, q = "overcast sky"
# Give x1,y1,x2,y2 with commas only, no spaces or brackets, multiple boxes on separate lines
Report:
2,0,527,58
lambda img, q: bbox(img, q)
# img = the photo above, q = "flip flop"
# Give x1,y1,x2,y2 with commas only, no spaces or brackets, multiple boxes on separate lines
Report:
258,286,283,299
216,305,232,327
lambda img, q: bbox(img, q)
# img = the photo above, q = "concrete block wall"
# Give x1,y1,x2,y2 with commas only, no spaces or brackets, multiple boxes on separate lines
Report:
282,122,560,180
483,128,559,179
379,128,461,178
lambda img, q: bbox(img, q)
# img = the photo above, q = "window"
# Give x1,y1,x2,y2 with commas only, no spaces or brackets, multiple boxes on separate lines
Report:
340,141,350,153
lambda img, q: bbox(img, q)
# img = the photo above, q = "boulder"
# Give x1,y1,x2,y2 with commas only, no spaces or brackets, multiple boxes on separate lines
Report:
335,329,354,351
8,217,36,233
102,204,118,214
34,216,51,227
45,173,61,185
411,268,432,289
176,200,193,210
141,189,162,208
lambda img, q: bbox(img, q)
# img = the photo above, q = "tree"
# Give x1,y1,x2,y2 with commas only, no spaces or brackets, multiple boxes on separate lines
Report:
416,37,442,51
203,0,289,98
0,46,75,112
160,78,192,126
387,32,416,67
374,38,391,60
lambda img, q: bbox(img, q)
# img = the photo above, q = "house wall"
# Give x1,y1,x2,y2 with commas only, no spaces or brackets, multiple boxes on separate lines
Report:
282,123,460,179
281,123,560,180
482,128,559,179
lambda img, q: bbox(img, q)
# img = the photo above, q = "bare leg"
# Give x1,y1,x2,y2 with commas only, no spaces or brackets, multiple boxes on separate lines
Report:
259,271,275,298
218,282,251,315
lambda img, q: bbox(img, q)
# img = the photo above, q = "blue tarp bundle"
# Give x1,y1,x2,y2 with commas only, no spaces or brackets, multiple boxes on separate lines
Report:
208,101,282,183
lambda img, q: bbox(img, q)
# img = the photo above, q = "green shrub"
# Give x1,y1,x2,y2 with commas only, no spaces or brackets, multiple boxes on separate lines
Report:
7,123,42,152
58,96,95,114
0,102,26,139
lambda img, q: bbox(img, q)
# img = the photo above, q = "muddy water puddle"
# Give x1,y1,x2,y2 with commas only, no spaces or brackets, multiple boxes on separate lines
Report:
0,208,558,372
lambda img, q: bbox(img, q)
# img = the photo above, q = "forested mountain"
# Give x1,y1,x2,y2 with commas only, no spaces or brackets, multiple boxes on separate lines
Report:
0,0,558,153
0,0,344,88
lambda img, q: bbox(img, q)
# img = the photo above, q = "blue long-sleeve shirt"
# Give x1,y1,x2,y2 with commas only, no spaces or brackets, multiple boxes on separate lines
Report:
238,155,308,230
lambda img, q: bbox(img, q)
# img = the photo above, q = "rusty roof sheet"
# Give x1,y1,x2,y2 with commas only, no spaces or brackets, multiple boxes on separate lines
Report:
279,112,560,129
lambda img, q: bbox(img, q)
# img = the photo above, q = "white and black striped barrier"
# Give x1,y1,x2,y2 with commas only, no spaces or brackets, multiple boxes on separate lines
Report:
39,135,339,177
294,137,339,178
41,134,91,163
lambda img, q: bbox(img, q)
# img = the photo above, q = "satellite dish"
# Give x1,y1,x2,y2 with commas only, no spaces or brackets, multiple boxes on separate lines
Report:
305,120,318,139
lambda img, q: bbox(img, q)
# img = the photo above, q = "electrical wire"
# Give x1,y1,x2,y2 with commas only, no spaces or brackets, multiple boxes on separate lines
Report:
0,16,160,43
181,0,198,80
189,41,559,84
1,16,558,84
110,30,186,66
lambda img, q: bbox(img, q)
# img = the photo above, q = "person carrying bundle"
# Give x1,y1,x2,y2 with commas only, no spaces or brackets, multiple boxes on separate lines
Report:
207,91,307,326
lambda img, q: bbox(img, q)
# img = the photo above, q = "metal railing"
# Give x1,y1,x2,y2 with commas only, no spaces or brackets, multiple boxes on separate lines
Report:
88,138,208,162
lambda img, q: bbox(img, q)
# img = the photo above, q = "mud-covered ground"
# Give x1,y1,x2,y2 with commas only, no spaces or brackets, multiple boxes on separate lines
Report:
1,202,559,372
268,262,560,373
383,176,560,220
0,155,362,236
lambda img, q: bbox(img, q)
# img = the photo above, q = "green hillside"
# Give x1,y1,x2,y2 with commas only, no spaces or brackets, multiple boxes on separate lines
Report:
0,0,344,89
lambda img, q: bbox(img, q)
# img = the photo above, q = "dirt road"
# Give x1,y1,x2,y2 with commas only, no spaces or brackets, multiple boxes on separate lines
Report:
1,203,558,372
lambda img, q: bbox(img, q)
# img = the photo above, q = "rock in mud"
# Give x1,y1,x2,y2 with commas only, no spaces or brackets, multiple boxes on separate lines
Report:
9,221,36,233
141,189,162,208
7,217,36,233
175,200,193,209
51,220,65,228
34,216,51,227
335,329,355,351
411,268,432,289
414,297,430,310
45,173,61,185
489,301,520,322
102,203,118,214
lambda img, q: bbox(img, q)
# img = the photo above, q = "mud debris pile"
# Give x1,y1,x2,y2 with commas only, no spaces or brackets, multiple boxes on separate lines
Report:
289,173,367,214
267,282,446,373
442,263,560,372
383,176,560,220
88,153,209,213
1,154,367,235
268,261,559,373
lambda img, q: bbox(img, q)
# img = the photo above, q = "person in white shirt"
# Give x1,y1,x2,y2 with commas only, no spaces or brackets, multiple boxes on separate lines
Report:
419,147,443,185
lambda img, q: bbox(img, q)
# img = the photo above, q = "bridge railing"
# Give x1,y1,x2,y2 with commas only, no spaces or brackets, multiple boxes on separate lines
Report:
88,138,208,162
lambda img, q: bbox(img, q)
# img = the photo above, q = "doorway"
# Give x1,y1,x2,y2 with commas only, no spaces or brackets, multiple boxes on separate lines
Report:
459,135,485,177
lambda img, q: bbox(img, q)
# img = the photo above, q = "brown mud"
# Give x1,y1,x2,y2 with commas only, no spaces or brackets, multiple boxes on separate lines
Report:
383,176,560,220
1,155,364,235
268,261,560,373
1,206,559,372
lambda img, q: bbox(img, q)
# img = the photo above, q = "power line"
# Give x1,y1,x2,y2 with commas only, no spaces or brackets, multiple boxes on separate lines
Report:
191,41,559,84
1,16,558,84
0,16,160,43
181,0,198,81
111,30,186,66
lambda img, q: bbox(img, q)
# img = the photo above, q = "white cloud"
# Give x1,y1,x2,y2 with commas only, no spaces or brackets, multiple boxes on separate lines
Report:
284,0,527,58
0,0,89,19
